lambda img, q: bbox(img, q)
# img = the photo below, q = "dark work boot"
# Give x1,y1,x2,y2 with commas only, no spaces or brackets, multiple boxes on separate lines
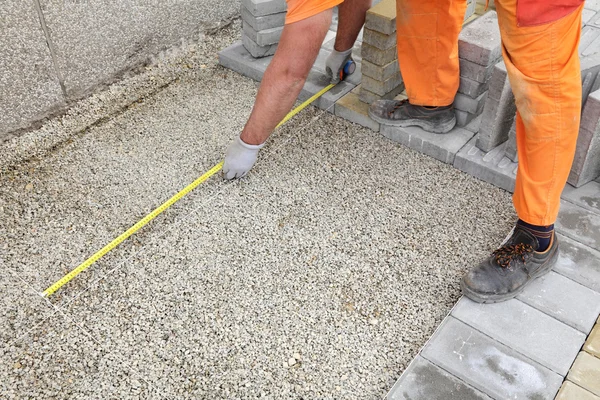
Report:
460,226,559,303
368,99,456,134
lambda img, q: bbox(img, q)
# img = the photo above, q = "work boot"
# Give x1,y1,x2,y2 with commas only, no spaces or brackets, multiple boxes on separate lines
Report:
461,226,559,303
368,99,456,134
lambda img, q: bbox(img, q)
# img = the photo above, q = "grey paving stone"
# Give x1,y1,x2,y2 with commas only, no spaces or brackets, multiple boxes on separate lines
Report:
464,114,483,134
299,71,355,113
242,33,278,58
554,233,600,293
387,356,492,400
455,109,478,127
335,90,380,132
361,73,403,96
464,0,476,22
454,92,488,115
562,180,600,215
241,0,286,16
242,22,283,46
458,11,502,67
218,41,273,82
459,59,496,83
241,6,286,31
504,118,518,162
587,1,600,12
0,0,66,137
569,89,600,187
362,59,399,82
363,28,396,50
454,137,517,193
361,42,397,66
556,200,600,251
359,84,404,104
517,271,600,333
451,297,586,376
380,124,475,164
580,25,600,56
421,316,563,400
458,76,490,98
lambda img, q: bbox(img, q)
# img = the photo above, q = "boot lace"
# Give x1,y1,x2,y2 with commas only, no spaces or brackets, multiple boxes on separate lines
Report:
389,99,409,117
492,243,534,268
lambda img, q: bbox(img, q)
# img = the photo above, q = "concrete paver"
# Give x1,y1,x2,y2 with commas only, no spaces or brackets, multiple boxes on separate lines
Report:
421,316,563,400
584,323,600,358
451,297,586,375
556,381,600,400
553,233,600,293
556,200,600,251
567,352,600,397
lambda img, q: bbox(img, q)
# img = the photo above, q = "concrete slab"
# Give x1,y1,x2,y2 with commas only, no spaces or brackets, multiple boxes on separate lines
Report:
516,271,600,333
242,33,278,58
567,352,600,396
364,0,396,35
242,22,283,46
219,41,273,82
451,297,586,375
556,200,600,252
562,181,600,215
554,233,600,293
584,323,600,357
380,125,476,165
454,92,488,115
387,355,492,400
335,90,380,132
421,316,562,400
298,71,356,113
569,89,600,187
241,0,287,16
0,0,66,138
556,381,600,400
453,137,517,193
458,11,502,67
241,6,286,31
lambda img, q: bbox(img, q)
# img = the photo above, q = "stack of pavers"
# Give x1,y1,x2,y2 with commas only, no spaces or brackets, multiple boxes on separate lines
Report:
454,11,502,128
359,0,404,104
241,0,287,58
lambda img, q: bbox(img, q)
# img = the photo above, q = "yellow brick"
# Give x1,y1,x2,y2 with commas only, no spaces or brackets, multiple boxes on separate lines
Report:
584,322,600,358
556,382,600,400
567,352,600,397
365,0,396,35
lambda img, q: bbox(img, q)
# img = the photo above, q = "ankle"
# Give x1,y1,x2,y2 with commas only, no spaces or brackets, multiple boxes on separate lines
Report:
516,219,554,252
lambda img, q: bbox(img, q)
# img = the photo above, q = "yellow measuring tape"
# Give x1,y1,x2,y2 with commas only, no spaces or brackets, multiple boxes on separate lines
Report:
43,84,335,297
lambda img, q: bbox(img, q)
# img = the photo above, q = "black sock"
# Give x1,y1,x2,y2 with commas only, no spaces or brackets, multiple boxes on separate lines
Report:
517,219,554,252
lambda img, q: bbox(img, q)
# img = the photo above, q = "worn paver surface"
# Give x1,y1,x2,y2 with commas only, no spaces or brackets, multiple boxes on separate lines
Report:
0,25,514,399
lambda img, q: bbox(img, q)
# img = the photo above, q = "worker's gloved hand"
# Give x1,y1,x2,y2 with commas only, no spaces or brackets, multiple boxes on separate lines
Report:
223,135,265,180
326,47,353,84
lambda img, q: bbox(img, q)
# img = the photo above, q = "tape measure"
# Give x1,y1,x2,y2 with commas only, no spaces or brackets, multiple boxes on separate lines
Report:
42,82,339,297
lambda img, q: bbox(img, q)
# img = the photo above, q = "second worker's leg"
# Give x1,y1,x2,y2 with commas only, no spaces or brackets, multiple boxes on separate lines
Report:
368,0,467,133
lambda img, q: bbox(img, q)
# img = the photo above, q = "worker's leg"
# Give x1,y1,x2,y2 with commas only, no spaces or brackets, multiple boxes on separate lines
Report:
368,0,466,133
461,0,583,303
240,10,333,146
334,0,372,51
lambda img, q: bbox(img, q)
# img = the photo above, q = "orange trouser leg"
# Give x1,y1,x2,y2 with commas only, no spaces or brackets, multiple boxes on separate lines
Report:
495,0,583,226
395,0,466,106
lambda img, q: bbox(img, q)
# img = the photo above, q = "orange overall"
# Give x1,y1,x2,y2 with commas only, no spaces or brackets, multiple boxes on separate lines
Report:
286,0,584,226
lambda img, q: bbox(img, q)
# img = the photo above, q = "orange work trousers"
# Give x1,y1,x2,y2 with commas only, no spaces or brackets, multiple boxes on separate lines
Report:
396,0,583,226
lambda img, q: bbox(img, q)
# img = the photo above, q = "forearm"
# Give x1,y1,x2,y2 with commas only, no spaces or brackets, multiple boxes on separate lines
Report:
334,0,372,51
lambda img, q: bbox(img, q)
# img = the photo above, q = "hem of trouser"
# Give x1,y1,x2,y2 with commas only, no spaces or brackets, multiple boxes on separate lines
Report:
407,97,455,107
515,212,557,227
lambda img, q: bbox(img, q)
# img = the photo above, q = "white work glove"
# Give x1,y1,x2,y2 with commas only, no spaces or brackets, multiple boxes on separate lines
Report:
326,47,353,84
223,135,265,180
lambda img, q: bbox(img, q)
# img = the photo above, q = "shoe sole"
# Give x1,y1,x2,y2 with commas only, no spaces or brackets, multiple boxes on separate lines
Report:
460,244,559,304
368,109,457,134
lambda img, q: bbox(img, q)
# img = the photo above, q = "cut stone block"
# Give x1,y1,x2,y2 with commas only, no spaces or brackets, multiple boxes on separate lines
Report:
477,62,516,152
219,41,273,82
584,323,600,358
587,0,600,12
364,0,396,35
453,91,488,115
387,356,492,400
241,0,286,17
556,381,600,400
242,22,283,46
583,9,599,25
557,200,600,251
567,352,600,396
455,109,478,127
380,124,475,164
362,28,396,50
361,59,399,81
580,26,600,56
454,137,517,192
458,76,490,98
464,0,476,22
561,180,600,215
361,42,397,66
298,71,355,113
458,11,502,66
554,233,600,293
516,271,600,333
452,297,586,376
361,73,403,96
240,6,285,31
459,58,496,83
464,114,483,134
569,89,600,187
335,89,380,132
359,84,403,104
242,33,278,58
421,316,563,400
504,118,518,162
